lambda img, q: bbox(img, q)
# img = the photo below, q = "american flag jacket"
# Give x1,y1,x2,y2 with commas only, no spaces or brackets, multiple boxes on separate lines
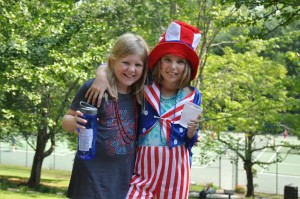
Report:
139,83,202,156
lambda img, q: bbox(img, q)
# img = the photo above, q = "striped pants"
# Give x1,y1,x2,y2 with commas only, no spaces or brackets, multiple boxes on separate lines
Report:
126,145,190,199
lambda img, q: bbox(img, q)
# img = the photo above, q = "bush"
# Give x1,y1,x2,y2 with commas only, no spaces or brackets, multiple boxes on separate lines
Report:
235,184,245,194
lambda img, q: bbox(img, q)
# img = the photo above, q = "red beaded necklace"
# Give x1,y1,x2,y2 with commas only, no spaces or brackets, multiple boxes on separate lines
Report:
113,96,137,144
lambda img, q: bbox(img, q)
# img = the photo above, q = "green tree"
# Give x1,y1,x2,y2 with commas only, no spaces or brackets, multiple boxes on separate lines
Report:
202,46,300,197
0,0,85,187
222,0,300,38
190,1,300,196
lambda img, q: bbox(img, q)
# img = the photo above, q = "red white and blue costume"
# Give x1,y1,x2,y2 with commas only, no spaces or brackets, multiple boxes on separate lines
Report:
126,83,202,199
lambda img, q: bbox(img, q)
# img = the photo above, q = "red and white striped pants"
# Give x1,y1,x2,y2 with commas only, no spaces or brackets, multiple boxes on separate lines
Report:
126,145,190,199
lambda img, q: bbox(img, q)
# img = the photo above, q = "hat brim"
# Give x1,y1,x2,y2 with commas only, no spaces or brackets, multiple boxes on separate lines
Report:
148,42,199,80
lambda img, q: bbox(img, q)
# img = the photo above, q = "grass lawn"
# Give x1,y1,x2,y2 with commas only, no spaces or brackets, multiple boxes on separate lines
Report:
0,164,285,199
0,164,70,199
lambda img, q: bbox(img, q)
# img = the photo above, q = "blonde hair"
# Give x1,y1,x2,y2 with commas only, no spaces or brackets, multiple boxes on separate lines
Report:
151,60,192,89
106,33,148,105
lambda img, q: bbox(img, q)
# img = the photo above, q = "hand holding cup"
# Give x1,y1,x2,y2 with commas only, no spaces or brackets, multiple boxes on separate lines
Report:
179,102,202,139
179,102,203,128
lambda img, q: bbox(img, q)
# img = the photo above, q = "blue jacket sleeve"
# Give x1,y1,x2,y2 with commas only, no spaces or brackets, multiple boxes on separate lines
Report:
185,87,202,166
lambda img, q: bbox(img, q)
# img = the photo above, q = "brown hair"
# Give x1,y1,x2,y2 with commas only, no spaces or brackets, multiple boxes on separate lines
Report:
151,59,192,89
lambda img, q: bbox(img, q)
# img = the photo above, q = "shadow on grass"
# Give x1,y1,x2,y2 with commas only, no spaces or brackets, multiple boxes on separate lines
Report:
0,175,67,195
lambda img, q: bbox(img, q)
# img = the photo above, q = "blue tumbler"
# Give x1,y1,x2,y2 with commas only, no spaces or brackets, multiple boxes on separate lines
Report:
77,101,98,160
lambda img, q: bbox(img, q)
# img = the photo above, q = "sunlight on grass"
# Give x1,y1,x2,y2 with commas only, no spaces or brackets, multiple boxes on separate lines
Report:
0,165,31,178
0,190,66,199
0,164,70,199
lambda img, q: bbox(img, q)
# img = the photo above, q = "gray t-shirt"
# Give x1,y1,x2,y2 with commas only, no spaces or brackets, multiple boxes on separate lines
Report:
67,79,137,199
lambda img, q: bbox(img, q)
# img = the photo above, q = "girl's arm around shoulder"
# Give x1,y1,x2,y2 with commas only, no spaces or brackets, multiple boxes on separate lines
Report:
85,64,115,107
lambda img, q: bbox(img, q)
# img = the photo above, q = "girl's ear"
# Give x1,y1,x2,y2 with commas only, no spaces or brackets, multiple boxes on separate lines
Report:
108,57,114,67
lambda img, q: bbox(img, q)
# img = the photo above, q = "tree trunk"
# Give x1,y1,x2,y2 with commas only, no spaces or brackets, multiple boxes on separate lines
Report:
27,129,48,188
170,0,176,15
244,133,255,197
27,152,44,188
244,160,254,197
27,94,56,188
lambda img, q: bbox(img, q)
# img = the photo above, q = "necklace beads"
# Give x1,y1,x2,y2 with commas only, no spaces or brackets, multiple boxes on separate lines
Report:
114,96,137,144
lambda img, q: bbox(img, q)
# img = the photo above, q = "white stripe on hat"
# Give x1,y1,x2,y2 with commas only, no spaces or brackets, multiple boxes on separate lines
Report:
192,33,201,49
165,22,181,41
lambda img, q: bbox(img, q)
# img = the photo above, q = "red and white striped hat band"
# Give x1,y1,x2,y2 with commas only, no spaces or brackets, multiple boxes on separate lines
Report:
161,21,201,50
149,21,202,80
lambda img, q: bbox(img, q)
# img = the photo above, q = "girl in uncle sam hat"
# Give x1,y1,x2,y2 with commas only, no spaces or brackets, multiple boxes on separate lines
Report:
86,20,203,199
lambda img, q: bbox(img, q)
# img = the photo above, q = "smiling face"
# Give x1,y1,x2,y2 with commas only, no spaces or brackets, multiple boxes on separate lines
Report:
160,54,186,86
111,54,144,94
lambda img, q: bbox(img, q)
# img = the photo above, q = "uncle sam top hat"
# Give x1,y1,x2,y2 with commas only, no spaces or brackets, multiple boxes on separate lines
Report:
149,20,201,80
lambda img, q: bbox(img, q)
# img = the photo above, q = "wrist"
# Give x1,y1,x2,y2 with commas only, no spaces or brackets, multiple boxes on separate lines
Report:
187,130,195,140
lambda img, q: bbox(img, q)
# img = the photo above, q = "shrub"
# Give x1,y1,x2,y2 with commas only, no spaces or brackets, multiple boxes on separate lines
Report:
235,184,245,194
